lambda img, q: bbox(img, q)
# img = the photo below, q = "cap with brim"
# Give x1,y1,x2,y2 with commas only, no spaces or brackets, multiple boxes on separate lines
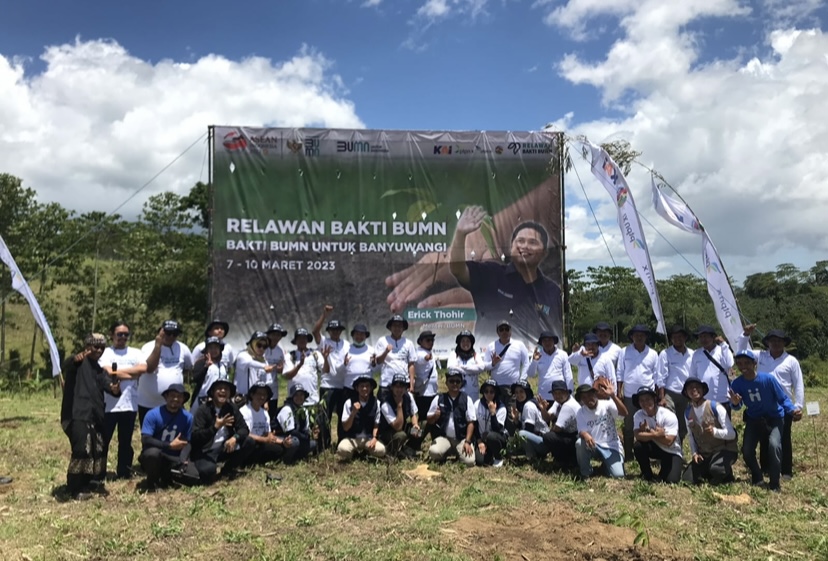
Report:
681,377,709,399
627,324,650,341
326,320,344,331
668,325,691,338
162,320,181,334
583,333,599,345
496,320,511,330
417,330,436,344
593,321,612,333
762,329,791,347
574,384,597,403
353,375,378,391
390,373,409,387
480,378,498,393
455,330,475,346
632,386,658,409
204,336,225,350
205,319,230,337
266,323,288,336
247,382,273,401
289,384,309,399
386,315,409,330
550,380,570,394
537,330,559,345
694,324,717,337
162,383,191,403
445,368,465,386
350,324,370,337
207,377,236,397
291,328,311,345
247,331,269,346
734,349,758,362
510,381,534,400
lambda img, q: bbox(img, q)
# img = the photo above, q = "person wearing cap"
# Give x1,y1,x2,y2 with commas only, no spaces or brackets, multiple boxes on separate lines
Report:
234,331,276,400
190,374,254,483
139,320,193,426
736,326,804,480
273,384,318,464
656,325,694,446
240,383,285,466
191,319,236,368
426,369,477,466
631,386,683,483
98,321,147,480
681,377,737,485
337,376,387,461
568,333,616,393
473,379,508,467
413,330,441,406
447,330,487,401
729,349,799,491
60,334,124,500
264,323,289,415
482,320,530,406
688,324,734,408
616,325,659,459
379,373,422,459
540,380,580,468
190,336,228,415
527,331,573,400
313,306,350,450
343,324,379,404
139,384,199,489
574,378,628,479
593,322,622,368
374,315,417,400
284,328,324,407
510,380,550,461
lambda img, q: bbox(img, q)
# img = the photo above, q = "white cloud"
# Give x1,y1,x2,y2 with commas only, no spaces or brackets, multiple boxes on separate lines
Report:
362,0,383,6
0,38,362,215
415,0,489,21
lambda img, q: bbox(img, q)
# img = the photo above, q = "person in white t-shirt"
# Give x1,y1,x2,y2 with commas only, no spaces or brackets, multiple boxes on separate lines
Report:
540,380,579,468
413,330,440,402
616,324,659,458
284,328,323,407
656,325,694,446
191,319,236,369
190,337,228,416
378,373,422,459
240,383,285,466
342,324,379,403
574,379,628,479
264,323,288,415
426,369,477,467
99,321,147,480
483,320,530,404
337,376,387,461
473,379,508,467
139,320,193,426
593,321,622,368
681,377,737,485
447,330,487,401
374,315,417,400
511,380,550,461
313,308,350,451
568,333,617,392
527,330,573,398
233,331,274,401
631,386,683,483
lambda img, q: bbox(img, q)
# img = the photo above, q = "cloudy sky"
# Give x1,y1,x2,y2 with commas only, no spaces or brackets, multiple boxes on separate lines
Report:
1,0,826,283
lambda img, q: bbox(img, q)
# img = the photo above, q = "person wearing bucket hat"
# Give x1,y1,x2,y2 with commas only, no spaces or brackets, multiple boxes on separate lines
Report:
190,373,254,483
656,325,694,446
574,377,628,479
448,330,487,401
473,379,508,467
379,373,423,459
190,336,229,416
233,331,274,401
426,369,477,467
592,321,622,368
510,380,551,461
736,325,803,480
482,320,530,405
264,323,288,413
337,376,387,461
313,306,350,451
284,328,323,407
139,320,193,427
631,386,683,483
568,333,617,393
540,380,580,468
688,324,734,407
375,315,417,401
680,377,737,485
240,383,286,467
343,324,377,404
616,324,659,459
730,349,798,491
191,319,235,369
528,330,573,401
273,384,318,464
138,384,199,489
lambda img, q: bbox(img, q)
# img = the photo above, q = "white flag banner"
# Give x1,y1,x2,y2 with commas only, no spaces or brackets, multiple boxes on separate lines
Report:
651,177,743,346
587,142,666,334
0,234,62,376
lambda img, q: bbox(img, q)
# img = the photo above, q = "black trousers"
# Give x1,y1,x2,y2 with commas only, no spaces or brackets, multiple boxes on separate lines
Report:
474,432,508,465
760,413,794,477
101,411,137,478
320,387,346,449
138,405,152,428
192,438,256,483
282,436,316,464
543,430,578,465
633,440,683,483
682,450,737,485
246,442,285,466
414,393,436,447
138,447,199,485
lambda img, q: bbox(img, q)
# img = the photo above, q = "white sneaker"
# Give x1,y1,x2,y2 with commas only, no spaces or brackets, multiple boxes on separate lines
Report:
491,459,504,468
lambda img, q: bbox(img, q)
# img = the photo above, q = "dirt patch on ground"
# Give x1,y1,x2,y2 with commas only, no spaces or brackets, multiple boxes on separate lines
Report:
449,504,691,561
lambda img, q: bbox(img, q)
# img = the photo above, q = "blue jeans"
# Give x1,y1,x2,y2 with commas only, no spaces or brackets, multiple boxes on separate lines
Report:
518,430,547,459
742,415,783,489
575,439,625,479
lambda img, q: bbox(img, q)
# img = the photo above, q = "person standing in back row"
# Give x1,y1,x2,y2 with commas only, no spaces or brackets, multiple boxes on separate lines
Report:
314,306,350,448
616,325,659,459
656,325,694,446
374,315,417,401
483,320,529,406
689,325,734,409
139,321,193,426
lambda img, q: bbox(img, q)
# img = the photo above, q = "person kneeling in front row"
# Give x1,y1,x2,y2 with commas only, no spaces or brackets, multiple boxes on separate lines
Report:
474,379,508,467
273,384,318,464
240,383,286,466
427,369,476,467
632,386,683,484
378,373,422,459
574,379,627,479
337,375,387,461
681,377,737,485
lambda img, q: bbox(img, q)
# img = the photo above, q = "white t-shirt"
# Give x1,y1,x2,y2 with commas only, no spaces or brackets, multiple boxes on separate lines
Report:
633,407,682,457
276,404,309,434
138,341,193,409
427,394,477,439
576,399,623,454
447,352,486,401
240,404,271,437
527,348,574,398
374,336,417,387
657,346,694,394
598,341,623,368
550,395,580,433
519,400,549,435
264,345,285,399
234,351,272,396
99,346,145,413
484,339,529,387
689,343,734,403
413,347,439,396
287,349,323,406
343,344,377,390
474,399,508,436
192,363,228,415
568,351,616,392
320,337,350,389
380,393,419,425
617,345,659,398
191,341,236,369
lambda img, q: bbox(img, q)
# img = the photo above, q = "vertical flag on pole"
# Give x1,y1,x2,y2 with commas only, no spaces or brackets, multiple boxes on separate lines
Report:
651,176,743,346
586,142,666,334
0,234,62,376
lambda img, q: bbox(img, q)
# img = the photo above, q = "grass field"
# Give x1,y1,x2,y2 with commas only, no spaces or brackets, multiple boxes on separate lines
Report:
1,389,827,561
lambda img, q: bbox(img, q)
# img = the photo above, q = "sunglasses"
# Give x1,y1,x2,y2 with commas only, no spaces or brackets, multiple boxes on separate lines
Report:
255,342,267,349
92,345,106,350
114,332,130,338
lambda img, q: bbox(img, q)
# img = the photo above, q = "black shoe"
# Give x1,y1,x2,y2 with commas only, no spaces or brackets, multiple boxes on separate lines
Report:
72,491,94,501
0,476,12,485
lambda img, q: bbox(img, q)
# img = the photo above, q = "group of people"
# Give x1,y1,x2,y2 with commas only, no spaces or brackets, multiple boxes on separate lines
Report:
58,307,805,500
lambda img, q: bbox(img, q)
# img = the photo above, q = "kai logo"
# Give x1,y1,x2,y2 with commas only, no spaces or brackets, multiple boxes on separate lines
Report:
433,145,452,155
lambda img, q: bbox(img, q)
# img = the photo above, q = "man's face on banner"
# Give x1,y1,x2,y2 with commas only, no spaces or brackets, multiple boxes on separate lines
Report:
510,227,546,269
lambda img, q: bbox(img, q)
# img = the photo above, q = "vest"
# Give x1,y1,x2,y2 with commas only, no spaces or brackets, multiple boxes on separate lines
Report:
343,397,378,439
437,392,469,438
686,400,738,455
379,393,413,437
273,401,309,438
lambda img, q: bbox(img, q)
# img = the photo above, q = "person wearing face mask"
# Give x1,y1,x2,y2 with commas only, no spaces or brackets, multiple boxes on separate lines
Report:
473,379,508,467
447,330,487,401
374,315,417,401
342,324,379,404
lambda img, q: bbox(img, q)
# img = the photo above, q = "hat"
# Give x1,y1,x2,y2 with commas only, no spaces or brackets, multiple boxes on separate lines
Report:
734,349,757,363
681,377,709,399
161,320,181,334
350,324,370,337
445,368,465,385
266,323,288,336
550,380,570,394
84,333,107,347
694,324,717,337
593,321,612,333
537,330,559,345
386,315,409,330
162,383,191,403
353,375,378,391
390,373,409,387
291,328,311,345
480,378,498,393
417,330,436,344
632,386,658,409
583,333,599,345
205,319,230,337
668,325,691,338
510,380,534,400
204,336,225,350
289,383,309,399
326,320,345,331
207,375,236,397
762,329,791,347
627,324,650,341
247,382,273,401
496,319,511,330
574,384,597,403
455,330,476,346
247,331,269,345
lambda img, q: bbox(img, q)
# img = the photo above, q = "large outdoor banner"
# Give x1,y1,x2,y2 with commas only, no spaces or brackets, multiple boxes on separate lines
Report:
210,127,563,357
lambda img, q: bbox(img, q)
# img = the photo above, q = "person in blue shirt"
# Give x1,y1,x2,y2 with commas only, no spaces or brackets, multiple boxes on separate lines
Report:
729,350,800,491
138,384,199,489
